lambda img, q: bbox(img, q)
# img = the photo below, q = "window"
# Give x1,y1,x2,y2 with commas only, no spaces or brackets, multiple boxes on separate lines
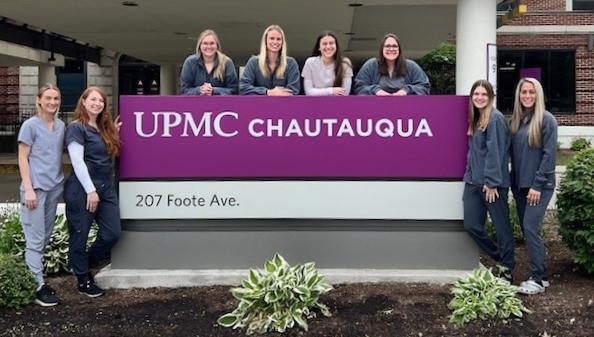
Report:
56,60,86,113
497,50,576,114
573,0,594,10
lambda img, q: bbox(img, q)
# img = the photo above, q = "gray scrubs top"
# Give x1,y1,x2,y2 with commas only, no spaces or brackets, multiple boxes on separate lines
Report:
18,115,65,191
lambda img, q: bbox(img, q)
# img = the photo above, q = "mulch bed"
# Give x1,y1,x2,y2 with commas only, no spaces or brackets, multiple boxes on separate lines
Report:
1,215,592,337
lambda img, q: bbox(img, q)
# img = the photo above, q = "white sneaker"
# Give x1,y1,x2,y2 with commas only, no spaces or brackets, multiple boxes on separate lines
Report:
518,279,545,295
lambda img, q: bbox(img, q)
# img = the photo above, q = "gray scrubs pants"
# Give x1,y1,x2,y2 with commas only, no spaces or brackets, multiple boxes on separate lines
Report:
512,187,553,282
20,183,63,286
463,183,516,271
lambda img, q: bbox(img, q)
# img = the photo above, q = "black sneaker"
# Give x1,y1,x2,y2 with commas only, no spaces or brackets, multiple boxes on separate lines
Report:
495,265,514,284
78,279,105,298
35,284,60,307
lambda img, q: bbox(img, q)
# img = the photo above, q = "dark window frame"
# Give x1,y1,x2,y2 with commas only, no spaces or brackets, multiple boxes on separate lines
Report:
573,0,594,11
497,49,576,115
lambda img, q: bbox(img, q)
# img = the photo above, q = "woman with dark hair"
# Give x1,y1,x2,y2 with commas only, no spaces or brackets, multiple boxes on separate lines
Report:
180,29,237,95
302,31,353,95
64,86,121,298
18,84,64,306
511,78,557,295
354,33,430,95
239,25,300,95
463,80,515,282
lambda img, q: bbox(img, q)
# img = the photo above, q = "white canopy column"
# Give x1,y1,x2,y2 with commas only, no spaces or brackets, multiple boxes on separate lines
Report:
456,0,497,95
38,65,56,87
159,64,177,95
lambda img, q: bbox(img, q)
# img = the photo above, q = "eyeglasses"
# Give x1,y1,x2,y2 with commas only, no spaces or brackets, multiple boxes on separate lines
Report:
383,44,399,50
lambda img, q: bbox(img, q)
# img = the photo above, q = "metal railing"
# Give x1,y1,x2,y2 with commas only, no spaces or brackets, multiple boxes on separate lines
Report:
0,108,73,153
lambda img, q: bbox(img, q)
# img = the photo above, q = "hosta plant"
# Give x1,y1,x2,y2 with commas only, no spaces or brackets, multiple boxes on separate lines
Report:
218,254,333,335
0,206,98,274
449,268,530,326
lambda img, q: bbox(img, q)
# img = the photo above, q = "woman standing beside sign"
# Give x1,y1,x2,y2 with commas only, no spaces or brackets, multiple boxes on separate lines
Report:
354,33,430,96
180,29,238,95
462,80,515,282
18,84,64,306
302,31,353,96
64,86,121,298
511,78,557,295
239,25,300,95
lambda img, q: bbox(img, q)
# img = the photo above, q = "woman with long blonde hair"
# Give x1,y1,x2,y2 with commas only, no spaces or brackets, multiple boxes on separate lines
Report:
510,78,557,295
239,25,300,95
64,86,121,298
462,80,515,282
17,84,64,306
180,29,237,95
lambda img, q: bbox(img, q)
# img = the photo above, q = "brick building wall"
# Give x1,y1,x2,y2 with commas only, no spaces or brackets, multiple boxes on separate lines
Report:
0,67,20,124
497,0,594,125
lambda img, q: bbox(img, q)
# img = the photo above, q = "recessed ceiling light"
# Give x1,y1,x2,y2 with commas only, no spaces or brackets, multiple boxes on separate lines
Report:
122,1,138,7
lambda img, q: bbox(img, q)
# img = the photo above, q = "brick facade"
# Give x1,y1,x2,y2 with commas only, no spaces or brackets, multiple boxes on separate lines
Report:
0,67,20,124
497,0,594,125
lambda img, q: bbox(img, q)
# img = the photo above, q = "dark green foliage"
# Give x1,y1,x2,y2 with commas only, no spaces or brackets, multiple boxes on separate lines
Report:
0,207,97,275
486,200,524,242
418,43,456,94
569,137,591,152
557,148,594,274
0,207,25,256
0,253,36,309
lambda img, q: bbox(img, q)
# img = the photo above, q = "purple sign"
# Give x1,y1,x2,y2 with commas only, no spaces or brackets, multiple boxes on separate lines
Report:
520,67,542,81
119,96,469,179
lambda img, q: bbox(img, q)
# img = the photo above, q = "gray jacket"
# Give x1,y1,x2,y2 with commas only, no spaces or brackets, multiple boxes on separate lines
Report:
354,58,430,95
511,111,558,191
463,109,511,188
239,56,300,95
180,54,238,95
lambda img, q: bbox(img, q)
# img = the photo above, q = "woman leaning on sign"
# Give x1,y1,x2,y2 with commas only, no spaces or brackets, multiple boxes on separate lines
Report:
354,33,430,96
180,29,238,95
462,80,515,283
239,25,300,95
511,78,557,295
64,86,121,298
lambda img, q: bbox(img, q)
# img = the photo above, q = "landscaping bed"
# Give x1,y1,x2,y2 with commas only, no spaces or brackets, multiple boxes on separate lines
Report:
1,216,592,337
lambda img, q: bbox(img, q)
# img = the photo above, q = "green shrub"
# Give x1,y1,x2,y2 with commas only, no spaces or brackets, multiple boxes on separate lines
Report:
449,268,530,326
569,137,591,152
418,43,456,94
218,254,333,335
557,148,594,274
486,200,524,242
0,253,37,309
0,206,98,275
486,199,548,243
0,206,25,256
